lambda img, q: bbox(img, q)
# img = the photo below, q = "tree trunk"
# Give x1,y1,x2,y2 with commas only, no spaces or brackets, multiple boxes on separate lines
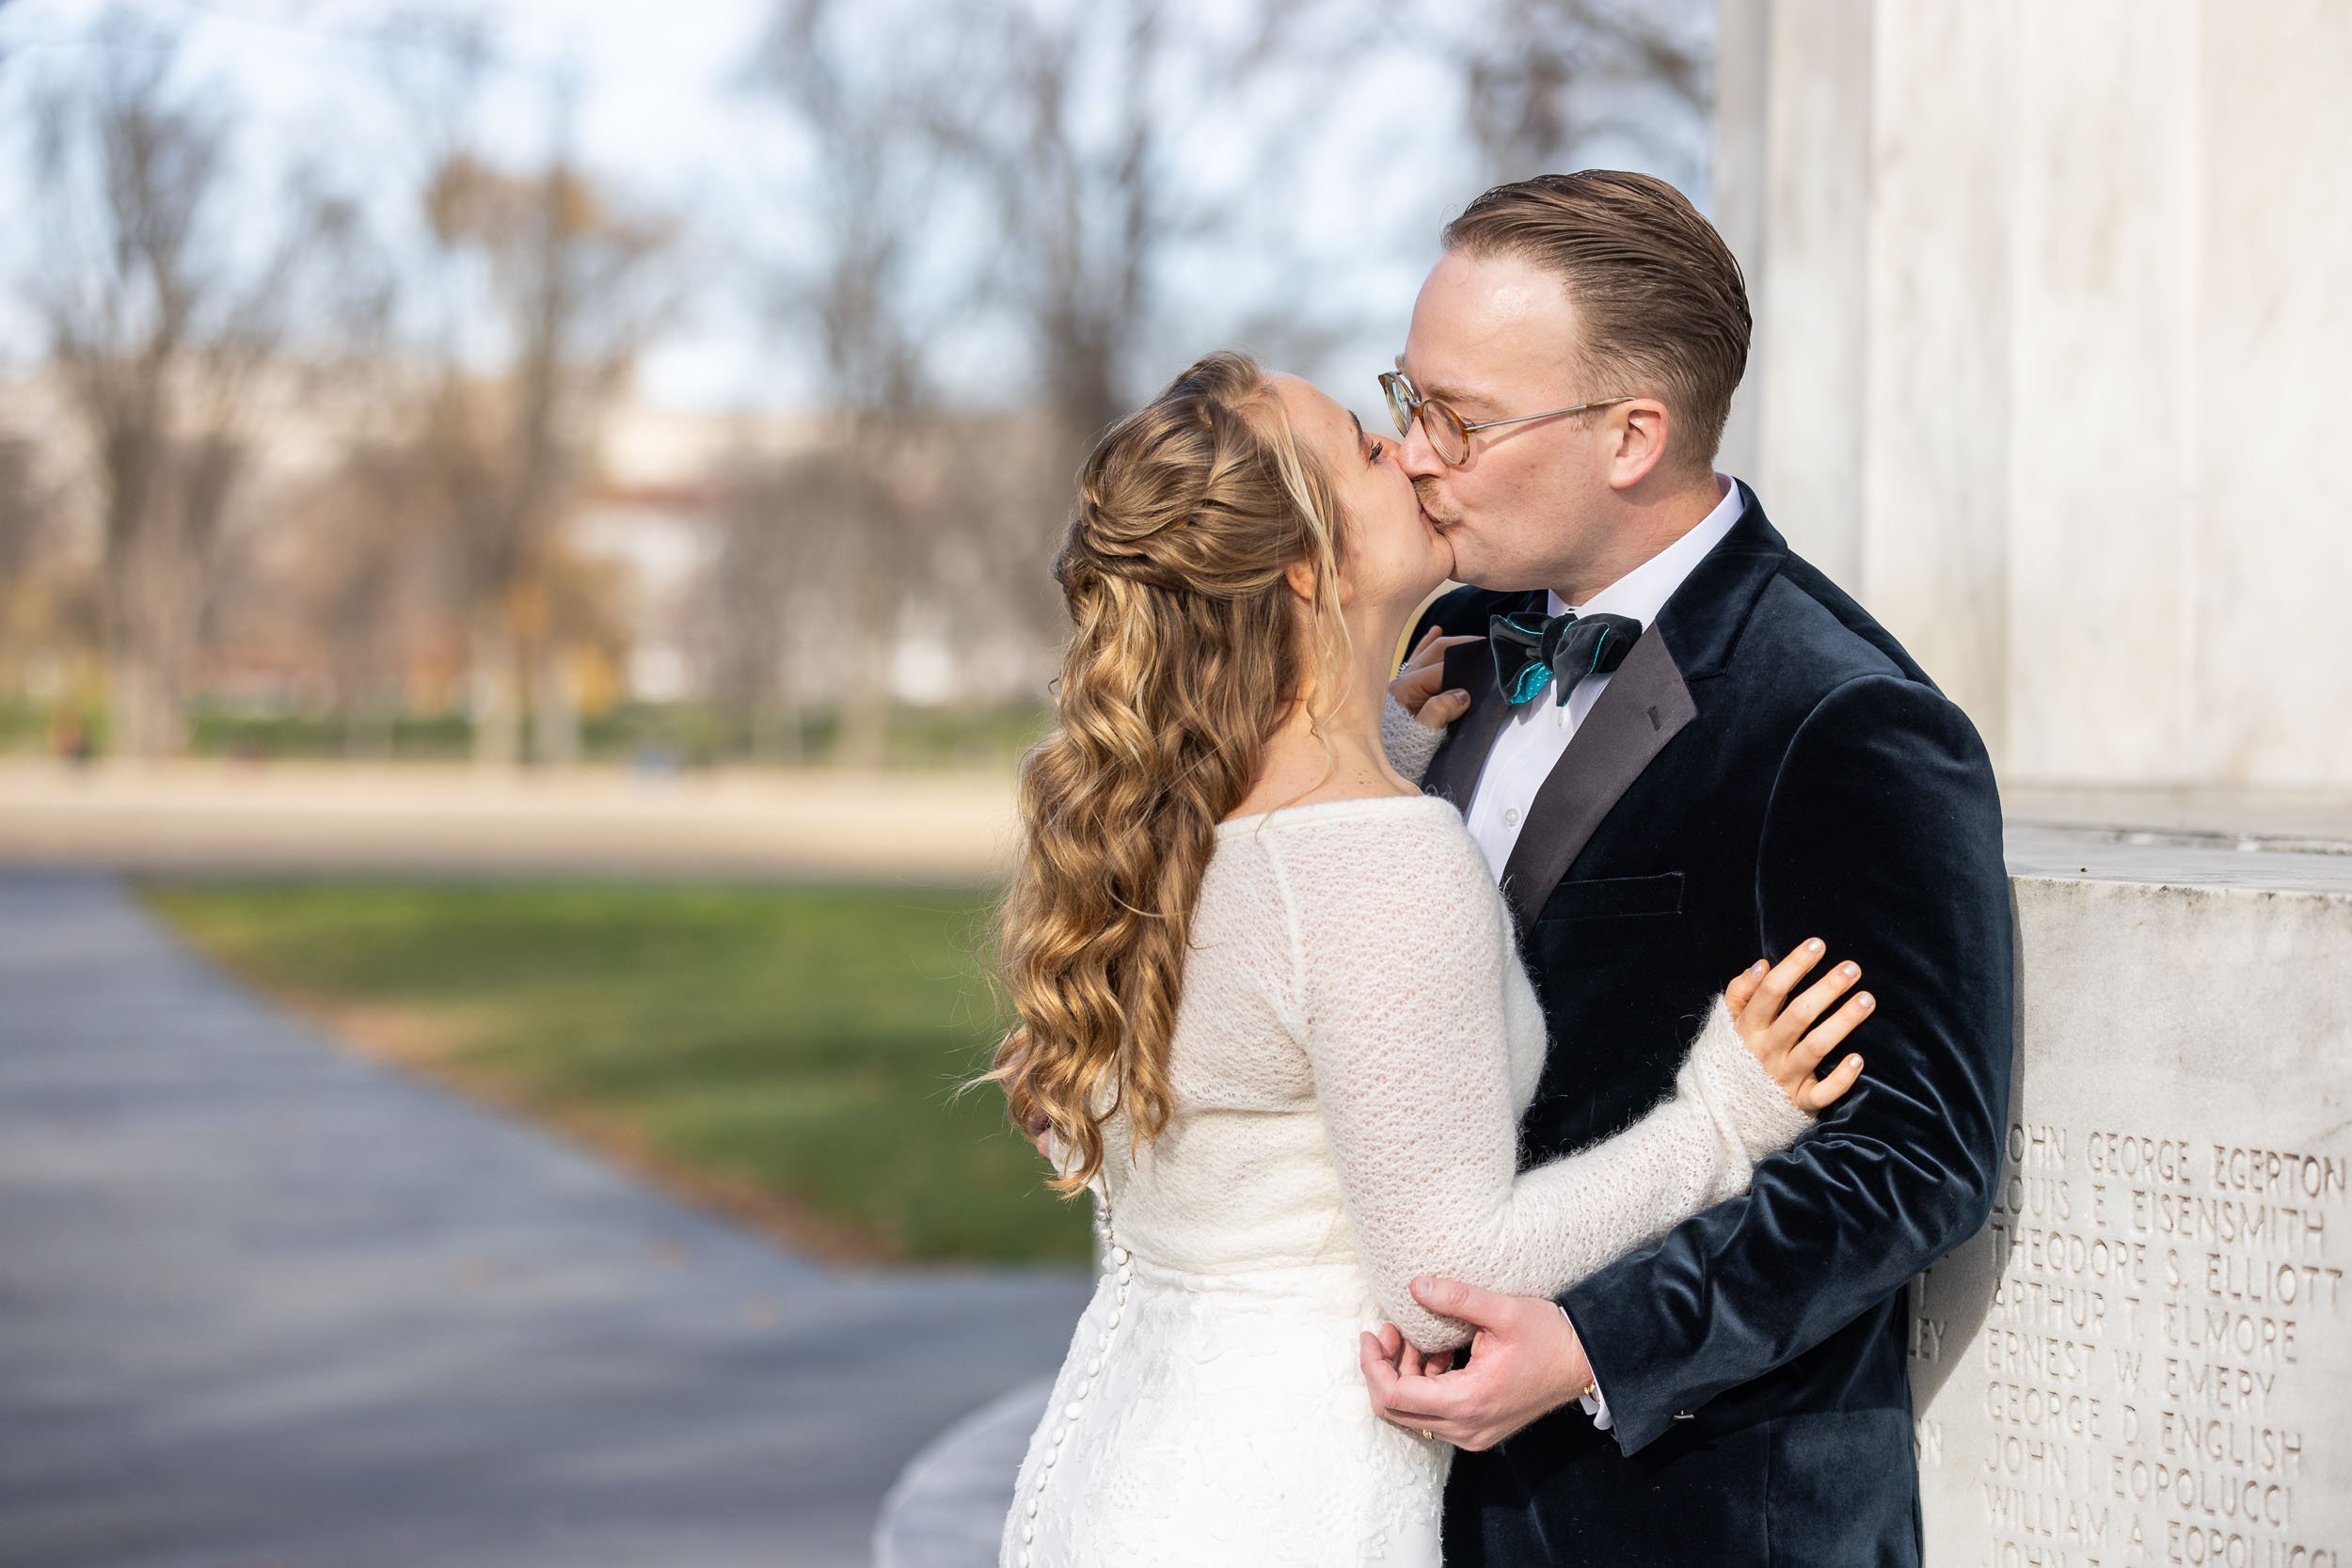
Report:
835,692,889,771
104,638,168,761
103,539,184,761
835,566,893,771
469,614,520,768
531,642,580,768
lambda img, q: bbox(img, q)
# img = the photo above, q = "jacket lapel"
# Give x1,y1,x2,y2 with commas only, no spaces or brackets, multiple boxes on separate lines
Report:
1496,620,1697,930
1421,590,1540,811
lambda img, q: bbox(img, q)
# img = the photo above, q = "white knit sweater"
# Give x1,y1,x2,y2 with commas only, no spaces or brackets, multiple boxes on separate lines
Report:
1095,768,1815,1352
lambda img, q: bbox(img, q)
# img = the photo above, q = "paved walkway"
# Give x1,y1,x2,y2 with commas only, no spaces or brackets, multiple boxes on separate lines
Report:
870,1377,1052,1568
0,873,1088,1568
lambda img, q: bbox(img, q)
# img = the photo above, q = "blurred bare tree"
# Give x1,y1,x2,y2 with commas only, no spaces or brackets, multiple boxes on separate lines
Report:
706,451,850,763
278,439,444,755
0,431,100,730
915,0,1352,462
1439,0,1709,187
740,0,944,768
740,0,1351,767
0,435,54,692
376,21,675,768
419,149,672,767
0,438,41,591
22,16,337,756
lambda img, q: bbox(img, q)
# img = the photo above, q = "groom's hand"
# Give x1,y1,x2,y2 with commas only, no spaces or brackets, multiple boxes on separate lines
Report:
1359,1276,1594,1451
1389,626,1479,729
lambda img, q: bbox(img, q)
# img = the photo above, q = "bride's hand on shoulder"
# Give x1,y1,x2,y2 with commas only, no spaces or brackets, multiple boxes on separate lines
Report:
1388,626,1480,730
1722,939,1872,1113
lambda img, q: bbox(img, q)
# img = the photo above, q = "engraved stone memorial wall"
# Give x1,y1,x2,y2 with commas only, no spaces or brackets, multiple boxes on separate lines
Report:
1915,869,2352,1567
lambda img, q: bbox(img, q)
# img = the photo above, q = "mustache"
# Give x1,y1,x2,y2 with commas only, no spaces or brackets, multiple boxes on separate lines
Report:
1412,478,1459,527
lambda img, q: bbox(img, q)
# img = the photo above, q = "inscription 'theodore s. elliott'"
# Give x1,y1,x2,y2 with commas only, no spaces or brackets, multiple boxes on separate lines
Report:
1912,876,2352,1568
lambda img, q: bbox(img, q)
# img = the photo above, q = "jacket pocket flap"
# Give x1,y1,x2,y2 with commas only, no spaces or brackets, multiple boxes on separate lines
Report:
1535,871,1684,923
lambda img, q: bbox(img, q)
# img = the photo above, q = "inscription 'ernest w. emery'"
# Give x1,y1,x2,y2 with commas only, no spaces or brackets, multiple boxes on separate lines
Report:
1914,1125,2349,1567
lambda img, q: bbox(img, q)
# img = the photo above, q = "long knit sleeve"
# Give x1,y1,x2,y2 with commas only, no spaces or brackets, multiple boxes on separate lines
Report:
1263,811,1814,1353
1380,692,1445,785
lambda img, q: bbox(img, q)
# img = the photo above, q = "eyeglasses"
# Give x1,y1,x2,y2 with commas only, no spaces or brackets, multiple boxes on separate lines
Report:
1378,368,1632,467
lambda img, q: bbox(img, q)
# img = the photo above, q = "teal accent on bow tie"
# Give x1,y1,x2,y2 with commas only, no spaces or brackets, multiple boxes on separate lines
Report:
1506,661,1553,705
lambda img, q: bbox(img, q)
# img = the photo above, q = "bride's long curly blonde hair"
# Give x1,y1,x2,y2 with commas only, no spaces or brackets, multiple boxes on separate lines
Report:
992,351,1351,1196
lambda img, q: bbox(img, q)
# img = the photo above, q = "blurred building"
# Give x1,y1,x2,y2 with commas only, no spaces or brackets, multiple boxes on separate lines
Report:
579,403,813,706
0,367,769,716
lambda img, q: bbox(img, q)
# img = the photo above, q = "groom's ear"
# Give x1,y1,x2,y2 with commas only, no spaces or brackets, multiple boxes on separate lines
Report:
1604,398,1674,492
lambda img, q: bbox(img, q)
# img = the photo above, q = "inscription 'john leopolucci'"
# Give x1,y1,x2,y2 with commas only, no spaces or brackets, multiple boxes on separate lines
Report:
1913,1123,2350,1567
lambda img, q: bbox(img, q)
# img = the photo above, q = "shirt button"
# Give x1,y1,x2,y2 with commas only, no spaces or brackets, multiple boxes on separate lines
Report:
1503,807,1521,827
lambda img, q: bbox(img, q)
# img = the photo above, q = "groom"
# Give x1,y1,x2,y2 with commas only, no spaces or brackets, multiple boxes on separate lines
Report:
1361,171,2012,1563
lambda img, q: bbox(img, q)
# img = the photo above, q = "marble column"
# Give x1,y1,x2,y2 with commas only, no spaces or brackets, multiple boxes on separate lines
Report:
1720,0,2352,789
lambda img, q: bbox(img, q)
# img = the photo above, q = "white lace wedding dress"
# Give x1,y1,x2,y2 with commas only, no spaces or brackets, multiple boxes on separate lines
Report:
1000,789,1814,1568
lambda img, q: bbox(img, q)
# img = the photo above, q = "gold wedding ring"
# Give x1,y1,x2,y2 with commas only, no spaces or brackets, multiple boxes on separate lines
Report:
1419,1428,1434,1441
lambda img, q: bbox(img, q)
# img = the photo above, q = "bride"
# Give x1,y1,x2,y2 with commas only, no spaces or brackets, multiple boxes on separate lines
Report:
989,352,1870,1567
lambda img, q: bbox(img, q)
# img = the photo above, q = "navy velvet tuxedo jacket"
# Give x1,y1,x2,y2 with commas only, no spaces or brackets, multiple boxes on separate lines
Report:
1416,485,2013,1567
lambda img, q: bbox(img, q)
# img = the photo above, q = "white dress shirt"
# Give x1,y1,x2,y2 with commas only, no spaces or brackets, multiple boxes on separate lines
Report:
1456,473,1744,1433
1462,475,1743,881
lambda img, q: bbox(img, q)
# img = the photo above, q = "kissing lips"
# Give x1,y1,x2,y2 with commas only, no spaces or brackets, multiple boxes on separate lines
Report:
1413,481,1458,533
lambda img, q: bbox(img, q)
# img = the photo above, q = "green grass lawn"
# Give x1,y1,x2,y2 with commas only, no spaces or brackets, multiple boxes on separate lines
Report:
139,879,1090,1265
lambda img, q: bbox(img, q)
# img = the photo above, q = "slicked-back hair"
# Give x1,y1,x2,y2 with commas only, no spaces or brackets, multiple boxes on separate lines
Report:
1442,170,1750,476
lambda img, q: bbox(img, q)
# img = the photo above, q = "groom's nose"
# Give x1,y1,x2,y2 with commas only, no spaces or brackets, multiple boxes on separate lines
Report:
1395,418,1447,481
